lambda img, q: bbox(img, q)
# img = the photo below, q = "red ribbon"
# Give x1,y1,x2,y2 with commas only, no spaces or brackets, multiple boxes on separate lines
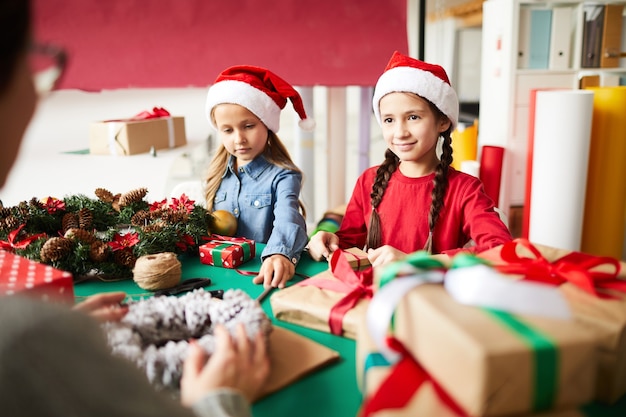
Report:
104,107,171,123
298,249,373,336
203,234,251,244
0,224,47,251
361,338,467,417
494,238,626,299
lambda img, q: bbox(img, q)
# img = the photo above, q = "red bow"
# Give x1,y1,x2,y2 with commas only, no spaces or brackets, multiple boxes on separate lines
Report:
203,234,251,244
0,224,47,251
131,107,171,120
298,249,373,335
494,239,626,299
361,338,467,417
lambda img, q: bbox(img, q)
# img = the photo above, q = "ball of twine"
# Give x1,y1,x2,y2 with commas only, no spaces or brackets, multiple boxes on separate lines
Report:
133,252,182,291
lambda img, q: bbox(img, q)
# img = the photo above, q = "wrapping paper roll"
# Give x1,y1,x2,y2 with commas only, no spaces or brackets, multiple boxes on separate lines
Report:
450,120,478,170
479,145,505,206
582,86,626,258
460,160,480,178
529,90,594,251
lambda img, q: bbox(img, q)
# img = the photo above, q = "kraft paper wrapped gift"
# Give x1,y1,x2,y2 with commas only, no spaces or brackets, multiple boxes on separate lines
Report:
361,252,599,417
199,235,255,269
356,315,585,417
270,249,373,339
89,107,186,156
479,238,626,404
330,247,371,271
0,250,74,304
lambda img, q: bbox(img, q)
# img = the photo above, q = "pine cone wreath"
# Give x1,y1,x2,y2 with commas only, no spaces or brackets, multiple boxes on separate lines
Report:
40,237,73,263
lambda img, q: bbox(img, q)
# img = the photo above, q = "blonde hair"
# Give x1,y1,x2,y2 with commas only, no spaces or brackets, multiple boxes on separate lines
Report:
204,127,307,218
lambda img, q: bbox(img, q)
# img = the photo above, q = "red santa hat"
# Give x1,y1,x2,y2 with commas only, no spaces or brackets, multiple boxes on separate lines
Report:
372,51,459,130
206,65,315,133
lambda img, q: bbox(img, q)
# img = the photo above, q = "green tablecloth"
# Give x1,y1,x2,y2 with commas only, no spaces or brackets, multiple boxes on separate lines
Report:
74,245,626,417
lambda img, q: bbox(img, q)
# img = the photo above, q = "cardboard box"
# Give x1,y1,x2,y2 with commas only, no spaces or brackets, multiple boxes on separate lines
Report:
356,315,586,417
199,236,255,268
366,281,598,416
479,239,626,404
0,250,74,304
89,116,186,156
271,249,373,338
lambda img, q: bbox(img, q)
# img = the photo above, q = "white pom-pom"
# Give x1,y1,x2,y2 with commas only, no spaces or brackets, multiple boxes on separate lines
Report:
298,118,316,131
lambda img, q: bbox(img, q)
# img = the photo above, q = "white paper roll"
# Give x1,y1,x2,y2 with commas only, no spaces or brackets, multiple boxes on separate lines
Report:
528,90,594,251
460,160,480,178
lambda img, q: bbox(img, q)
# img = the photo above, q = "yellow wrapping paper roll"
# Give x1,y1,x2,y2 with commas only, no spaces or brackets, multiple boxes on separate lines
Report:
450,120,478,170
582,86,626,258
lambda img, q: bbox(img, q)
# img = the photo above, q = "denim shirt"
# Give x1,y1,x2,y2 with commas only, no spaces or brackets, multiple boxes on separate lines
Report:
213,155,308,264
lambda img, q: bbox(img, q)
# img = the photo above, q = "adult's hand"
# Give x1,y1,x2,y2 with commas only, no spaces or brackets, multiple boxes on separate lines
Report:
180,323,270,406
252,254,295,289
72,291,128,322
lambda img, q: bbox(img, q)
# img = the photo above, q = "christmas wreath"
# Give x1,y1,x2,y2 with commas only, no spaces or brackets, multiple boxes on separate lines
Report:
0,187,212,281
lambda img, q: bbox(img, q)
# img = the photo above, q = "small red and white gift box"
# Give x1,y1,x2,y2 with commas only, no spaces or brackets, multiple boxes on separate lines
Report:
0,250,74,304
199,235,256,269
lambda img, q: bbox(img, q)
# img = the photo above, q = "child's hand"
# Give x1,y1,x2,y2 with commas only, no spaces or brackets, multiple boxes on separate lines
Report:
72,292,129,322
180,323,270,406
307,231,340,261
253,254,295,288
367,245,407,267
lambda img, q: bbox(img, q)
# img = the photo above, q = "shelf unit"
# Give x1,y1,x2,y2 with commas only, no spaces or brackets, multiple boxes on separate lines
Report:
478,0,626,216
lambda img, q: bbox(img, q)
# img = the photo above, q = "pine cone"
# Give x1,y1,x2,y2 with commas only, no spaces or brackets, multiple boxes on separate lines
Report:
141,223,165,234
113,248,137,268
95,188,115,203
40,237,73,263
29,197,44,209
161,209,188,224
62,213,79,233
89,241,109,262
111,194,122,212
0,207,11,219
119,187,148,207
130,210,153,226
78,208,93,229
64,228,97,244
3,215,20,231
16,202,29,219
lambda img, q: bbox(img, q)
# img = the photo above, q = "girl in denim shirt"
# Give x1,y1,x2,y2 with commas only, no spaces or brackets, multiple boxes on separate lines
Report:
204,65,314,289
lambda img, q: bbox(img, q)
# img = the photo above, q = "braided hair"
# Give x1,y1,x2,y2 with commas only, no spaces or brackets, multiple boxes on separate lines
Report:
365,98,453,254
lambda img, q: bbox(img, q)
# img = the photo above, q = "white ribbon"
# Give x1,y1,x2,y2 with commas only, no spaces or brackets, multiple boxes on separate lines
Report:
444,264,572,320
166,117,175,148
107,122,122,156
366,270,445,364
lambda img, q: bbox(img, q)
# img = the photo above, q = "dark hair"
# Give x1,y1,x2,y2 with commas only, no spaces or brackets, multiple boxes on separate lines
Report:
0,0,31,93
366,98,454,254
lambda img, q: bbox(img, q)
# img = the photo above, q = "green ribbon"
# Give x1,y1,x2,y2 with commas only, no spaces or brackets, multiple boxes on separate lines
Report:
210,243,231,267
483,308,558,411
362,352,391,394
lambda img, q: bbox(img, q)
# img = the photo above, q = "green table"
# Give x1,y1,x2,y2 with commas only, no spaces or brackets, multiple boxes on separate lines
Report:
74,245,626,417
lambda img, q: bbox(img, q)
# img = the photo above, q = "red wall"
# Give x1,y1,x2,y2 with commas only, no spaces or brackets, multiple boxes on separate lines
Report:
33,0,408,89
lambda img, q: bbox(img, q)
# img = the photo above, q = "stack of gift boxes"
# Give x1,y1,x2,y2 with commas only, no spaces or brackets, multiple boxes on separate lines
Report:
270,240,626,416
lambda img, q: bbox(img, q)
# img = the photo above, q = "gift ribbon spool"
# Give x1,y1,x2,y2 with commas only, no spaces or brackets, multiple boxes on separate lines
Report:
133,252,182,291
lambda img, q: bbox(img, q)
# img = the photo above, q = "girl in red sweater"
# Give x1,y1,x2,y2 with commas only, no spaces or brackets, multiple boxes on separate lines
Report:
308,51,512,266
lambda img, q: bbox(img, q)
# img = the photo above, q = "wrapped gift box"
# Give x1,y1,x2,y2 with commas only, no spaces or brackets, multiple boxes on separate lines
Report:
271,249,373,338
356,315,586,417
479,239,626,404
0,250,74,304
89,115,186,156
331,247,371,271
364,279,598,417
199,236,255,269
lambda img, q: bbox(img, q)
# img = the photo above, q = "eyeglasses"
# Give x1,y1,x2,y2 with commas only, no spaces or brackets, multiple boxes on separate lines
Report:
29,43,67,95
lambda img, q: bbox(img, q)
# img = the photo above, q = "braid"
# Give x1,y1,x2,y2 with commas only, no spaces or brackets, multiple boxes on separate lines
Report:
366,149,399,250
425,127,453,253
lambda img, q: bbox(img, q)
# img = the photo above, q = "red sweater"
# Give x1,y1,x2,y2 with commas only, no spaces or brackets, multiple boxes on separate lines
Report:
337,166,512,255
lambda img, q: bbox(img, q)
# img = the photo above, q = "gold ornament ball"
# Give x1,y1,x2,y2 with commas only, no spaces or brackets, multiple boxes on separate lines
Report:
209,210,238,236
